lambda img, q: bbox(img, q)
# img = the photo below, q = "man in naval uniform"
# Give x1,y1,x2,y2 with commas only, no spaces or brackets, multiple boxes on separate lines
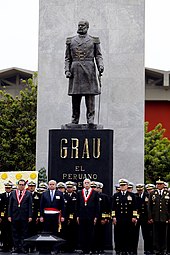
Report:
111,179,138,255
65,20,104,124
0,182,13,252
148,178,170,255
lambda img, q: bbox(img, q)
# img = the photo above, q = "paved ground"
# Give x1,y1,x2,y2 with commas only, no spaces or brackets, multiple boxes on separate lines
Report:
0,251,145,255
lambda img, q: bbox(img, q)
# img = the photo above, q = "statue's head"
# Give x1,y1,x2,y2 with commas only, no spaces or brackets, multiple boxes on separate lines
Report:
77,20,89,35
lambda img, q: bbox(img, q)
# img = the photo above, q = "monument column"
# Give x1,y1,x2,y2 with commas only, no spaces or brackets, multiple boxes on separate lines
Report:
37,0,145,185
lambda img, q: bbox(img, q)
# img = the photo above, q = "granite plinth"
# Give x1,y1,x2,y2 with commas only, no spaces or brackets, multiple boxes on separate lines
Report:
61,124,103,130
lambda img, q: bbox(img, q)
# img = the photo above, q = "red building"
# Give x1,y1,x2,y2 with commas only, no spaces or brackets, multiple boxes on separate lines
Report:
145,68,170,139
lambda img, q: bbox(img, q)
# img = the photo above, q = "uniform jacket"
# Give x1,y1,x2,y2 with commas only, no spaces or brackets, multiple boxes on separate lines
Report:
40,190,65,218
148,189,170,222
65,192,77,221
65,34,104,95
111,191,137,222
31,191,41,219
8,190,32,220
135,192,149,221
77,188,100,220
0,192,11,218
98,192,111,220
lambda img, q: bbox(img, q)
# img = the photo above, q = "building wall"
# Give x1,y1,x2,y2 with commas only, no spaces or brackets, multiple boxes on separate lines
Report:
145,101,170,138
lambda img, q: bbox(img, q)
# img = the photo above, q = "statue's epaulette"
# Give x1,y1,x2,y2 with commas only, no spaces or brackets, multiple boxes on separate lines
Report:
66,36,74,44
91,36,100,44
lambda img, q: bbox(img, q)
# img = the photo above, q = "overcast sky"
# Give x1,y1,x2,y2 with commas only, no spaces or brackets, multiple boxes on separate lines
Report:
0,0,170,71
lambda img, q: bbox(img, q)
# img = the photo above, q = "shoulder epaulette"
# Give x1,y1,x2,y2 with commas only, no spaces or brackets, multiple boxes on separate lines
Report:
90,35,100,44
66,36,74,44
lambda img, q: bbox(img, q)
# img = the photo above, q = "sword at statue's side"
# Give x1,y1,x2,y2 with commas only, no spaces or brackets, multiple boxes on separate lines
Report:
97,73,102,125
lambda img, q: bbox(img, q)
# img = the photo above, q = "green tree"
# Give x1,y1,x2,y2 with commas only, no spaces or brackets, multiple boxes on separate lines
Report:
145,122,170,183
0,74,37,172
38,167,47,184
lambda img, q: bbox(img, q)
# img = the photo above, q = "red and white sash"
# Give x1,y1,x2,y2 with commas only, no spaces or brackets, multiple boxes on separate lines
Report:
82,188,93,206
16,189,26,207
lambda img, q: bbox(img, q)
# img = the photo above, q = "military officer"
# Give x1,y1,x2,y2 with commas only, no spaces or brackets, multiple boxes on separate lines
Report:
37,182,48,194
36,182,48,233
111,179,138,254
145,184,155,194
27,181,41,252
93,182,110,254
65,20,104,124
134,184,150,254
127,182,134,193
148,177,170,255
64,181,78,252
0,182,13,252
115,184,121,193
57,182,66,193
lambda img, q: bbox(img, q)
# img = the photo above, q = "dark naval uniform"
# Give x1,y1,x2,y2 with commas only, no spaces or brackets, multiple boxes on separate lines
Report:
64,191,78,252
148,188,170,254
93,192,110,253
65,33,104,124
111,191,138,254
0,191,13,251
134,191,151,254
27,190,41,251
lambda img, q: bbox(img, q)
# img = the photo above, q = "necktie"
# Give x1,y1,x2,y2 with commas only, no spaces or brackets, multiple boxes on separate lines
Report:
51,190,54,201
86,190,88,196
19,191,22,199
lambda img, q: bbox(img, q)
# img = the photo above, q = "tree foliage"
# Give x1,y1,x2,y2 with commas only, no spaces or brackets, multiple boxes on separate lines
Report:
0,74,37,172
38,167,47,184
145,122,170,183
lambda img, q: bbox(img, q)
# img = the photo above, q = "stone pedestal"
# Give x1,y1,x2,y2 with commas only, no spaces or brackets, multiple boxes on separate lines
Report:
48,129,113,195
37,0,145,186
48,128,113,248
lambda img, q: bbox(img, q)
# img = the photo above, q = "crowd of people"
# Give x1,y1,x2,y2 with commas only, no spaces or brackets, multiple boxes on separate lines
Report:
0,177,169,255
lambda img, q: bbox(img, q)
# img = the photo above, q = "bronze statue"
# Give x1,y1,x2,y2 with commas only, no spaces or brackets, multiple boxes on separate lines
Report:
65,20,104,125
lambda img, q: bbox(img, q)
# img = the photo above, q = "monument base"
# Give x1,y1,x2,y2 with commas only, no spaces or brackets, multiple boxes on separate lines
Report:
61,123,103,130
48,128,113,249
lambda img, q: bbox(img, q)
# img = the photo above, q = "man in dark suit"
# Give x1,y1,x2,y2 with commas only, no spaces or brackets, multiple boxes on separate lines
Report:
111,179,138,255
77,178,100,254
40,180,65,236
148,178,170,255
0,182,13,252
8,179,32,254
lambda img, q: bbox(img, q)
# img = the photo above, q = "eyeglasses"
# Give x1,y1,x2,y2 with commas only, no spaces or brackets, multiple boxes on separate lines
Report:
18,184,25,186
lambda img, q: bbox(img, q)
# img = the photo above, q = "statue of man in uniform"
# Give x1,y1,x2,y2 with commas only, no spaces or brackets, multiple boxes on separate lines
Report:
65,20,104,125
